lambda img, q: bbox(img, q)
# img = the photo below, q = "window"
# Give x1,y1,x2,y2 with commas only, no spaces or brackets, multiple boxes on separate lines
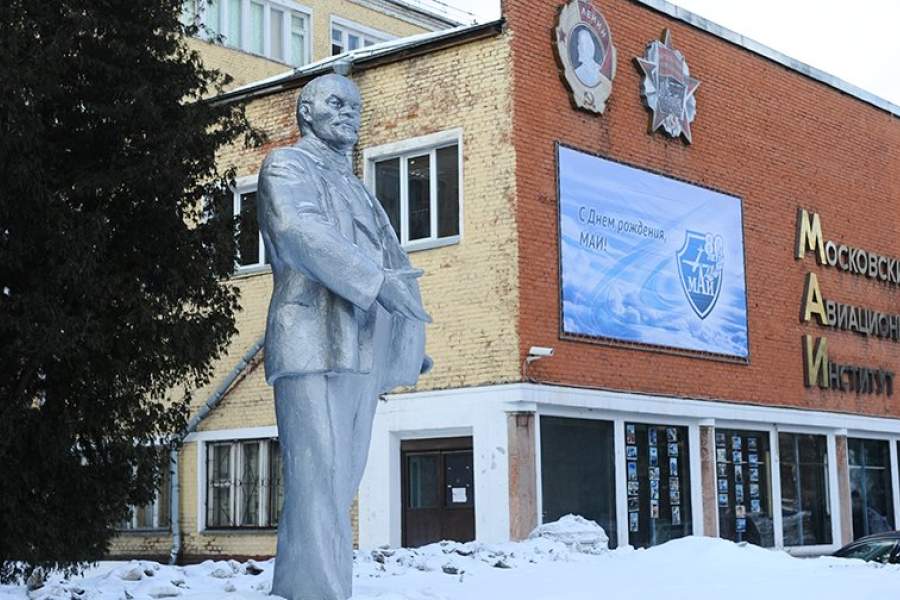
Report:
367,131,462,250
779,433,832,546
624,423,692,548
184,0,310,67
849,438,895,539
206,439,283,529
715,429,774,547
540,417,617,547
121,460,171,531
228,178,267,269
330,19,389,55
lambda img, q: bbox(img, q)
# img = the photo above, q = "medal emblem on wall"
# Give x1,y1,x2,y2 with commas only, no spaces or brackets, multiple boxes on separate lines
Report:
554,0,617,114
636,29,700,143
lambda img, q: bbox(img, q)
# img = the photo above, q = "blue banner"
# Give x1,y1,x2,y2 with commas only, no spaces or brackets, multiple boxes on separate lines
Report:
559,146,749,359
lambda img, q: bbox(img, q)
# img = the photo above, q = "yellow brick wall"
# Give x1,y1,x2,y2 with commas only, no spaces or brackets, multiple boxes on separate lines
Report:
109,32,515,562
354,34,520,392
186,37,290,91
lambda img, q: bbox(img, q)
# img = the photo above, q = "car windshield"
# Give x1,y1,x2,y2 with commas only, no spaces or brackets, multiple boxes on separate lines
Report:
836,539,897,563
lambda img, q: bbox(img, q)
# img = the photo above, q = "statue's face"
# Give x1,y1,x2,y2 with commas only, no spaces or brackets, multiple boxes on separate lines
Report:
300,76,362,151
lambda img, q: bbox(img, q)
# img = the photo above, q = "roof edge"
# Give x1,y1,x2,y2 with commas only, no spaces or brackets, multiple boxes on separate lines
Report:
212,19,504,105
633,0,900,118
350,0,470,29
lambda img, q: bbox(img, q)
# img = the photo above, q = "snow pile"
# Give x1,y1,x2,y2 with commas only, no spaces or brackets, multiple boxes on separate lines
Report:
527,514,609,554
3,527,900,599
14,559,276,600
357,535,580,580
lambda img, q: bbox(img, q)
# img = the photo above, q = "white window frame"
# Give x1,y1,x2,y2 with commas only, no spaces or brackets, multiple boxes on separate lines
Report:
231,174,268,272
844,431,900,539
199,432,281,530
120,459,171,532
363,128,464,252
191,0,312,66
121,491,169,532
330,15,393,54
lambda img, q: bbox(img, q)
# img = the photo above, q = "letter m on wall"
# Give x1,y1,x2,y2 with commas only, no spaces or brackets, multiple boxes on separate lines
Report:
795,208,826,263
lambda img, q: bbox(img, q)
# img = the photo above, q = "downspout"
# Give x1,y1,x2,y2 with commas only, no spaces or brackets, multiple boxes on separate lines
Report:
168,335,265,565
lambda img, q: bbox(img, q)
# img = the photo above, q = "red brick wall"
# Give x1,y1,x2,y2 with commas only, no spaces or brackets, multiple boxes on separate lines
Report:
505,0,900,416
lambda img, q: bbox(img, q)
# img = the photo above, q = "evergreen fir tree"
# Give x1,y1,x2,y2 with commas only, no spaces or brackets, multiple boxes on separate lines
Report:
0,0,256,580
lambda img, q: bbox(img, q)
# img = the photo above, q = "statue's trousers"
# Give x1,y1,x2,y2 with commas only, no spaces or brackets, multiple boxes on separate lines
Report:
270,368,380,600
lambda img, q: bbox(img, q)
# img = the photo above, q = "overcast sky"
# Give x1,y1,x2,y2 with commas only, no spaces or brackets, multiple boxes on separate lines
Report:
444,0,900,106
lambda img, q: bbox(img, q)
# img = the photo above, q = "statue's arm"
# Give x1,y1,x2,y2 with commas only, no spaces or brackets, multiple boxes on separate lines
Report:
259,155,385,311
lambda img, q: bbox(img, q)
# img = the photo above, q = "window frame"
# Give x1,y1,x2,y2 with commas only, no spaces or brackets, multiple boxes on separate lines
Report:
203,437,281,530
190,0,312,67
533,409,704,550
363,128,464,252
231,174,268,272
848,436,896,539
119,457,172,533
712,427,776,548
329,16,393,55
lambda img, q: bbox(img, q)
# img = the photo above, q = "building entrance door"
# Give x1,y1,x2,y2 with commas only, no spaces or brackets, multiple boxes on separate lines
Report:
401,437,475,547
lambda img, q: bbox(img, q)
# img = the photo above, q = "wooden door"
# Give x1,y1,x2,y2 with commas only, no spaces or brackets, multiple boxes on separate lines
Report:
401,437,475,547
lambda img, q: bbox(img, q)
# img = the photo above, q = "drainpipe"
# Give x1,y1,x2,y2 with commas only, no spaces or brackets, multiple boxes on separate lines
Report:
168,335,265,565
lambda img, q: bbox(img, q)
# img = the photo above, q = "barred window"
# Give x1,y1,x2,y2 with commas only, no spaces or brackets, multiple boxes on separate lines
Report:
206,439,283,529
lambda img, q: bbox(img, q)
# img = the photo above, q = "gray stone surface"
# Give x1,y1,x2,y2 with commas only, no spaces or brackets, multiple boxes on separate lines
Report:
258,73,430,600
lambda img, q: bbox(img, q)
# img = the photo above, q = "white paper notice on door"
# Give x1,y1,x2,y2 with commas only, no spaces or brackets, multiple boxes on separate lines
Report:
451,487,467,503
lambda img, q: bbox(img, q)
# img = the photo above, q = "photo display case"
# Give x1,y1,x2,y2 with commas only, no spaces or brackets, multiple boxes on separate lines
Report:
715,429,774,547
625,422,692,547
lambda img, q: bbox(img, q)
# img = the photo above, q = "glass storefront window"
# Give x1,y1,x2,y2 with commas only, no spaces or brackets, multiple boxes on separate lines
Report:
779,433,832,546
625,423,692,548
714,429,774,547
849,438,895,539
540,417,617,547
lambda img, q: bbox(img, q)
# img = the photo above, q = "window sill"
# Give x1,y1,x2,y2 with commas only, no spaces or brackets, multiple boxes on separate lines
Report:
403,235,460,253
201,528,278,536
116,529,172,536
231,265,272,280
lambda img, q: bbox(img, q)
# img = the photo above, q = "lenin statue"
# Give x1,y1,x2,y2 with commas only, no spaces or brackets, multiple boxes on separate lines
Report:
257,72,432,600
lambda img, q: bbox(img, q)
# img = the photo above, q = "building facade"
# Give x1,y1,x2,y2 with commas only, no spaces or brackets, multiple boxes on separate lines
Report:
111,0,900,562
180,0,464,89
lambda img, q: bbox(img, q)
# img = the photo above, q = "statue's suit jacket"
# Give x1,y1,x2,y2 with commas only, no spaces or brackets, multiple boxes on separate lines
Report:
257,137,425,392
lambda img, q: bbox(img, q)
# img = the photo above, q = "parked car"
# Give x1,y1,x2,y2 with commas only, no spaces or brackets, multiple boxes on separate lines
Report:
833,532,900,564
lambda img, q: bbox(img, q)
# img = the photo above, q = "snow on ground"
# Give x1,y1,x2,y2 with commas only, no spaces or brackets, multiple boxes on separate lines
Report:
2,517,899,600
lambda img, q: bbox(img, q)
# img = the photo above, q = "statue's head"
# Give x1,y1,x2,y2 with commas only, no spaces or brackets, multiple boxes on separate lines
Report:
297,74,362,152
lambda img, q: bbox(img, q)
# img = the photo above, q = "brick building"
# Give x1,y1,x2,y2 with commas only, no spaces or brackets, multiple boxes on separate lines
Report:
112,0,899,562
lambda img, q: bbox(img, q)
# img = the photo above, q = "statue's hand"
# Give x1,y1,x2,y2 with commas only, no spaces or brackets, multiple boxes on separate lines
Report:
420,354,433,375
377,269,431,322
